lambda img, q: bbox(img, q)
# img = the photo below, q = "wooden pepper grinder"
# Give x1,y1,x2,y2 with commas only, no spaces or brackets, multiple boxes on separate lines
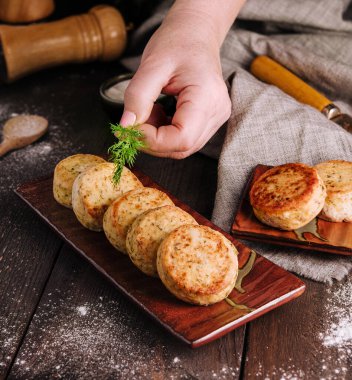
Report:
0,5,127,82
0,0,55,23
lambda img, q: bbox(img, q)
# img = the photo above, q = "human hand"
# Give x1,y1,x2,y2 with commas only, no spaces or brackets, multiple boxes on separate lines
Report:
119,2,239,159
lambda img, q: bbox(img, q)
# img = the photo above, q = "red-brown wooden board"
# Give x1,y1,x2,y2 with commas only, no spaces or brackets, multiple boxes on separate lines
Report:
15,169,305,347
232,165,352,256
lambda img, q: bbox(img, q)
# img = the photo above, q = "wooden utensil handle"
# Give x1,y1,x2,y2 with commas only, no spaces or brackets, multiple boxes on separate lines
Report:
0,139,13,157
0,5,126,82
250,56,332,112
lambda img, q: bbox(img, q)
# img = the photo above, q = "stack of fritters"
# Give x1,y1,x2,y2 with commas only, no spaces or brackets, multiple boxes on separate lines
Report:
53,154,239,305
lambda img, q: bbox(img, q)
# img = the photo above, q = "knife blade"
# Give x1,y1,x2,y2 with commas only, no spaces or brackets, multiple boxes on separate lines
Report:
250,55,352,133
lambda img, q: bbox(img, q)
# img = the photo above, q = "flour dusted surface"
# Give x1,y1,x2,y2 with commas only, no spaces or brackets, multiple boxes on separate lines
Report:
320,280,352,351
9,288,240,379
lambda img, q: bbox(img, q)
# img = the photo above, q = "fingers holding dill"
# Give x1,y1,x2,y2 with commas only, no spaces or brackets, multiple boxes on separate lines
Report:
108,123,146,184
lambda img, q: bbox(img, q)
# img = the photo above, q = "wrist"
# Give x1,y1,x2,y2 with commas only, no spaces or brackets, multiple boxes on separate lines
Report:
163,9,221,50
165,0,246,47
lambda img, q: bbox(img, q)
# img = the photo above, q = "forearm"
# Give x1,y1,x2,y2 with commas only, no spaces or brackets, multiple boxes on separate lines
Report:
164,0,246,48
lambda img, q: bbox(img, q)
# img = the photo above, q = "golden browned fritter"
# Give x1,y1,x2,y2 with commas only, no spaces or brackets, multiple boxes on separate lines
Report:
103,187,174,254
53,154,106,208
315,160,352,222
72,163,143,231
126,205,198,277
250,163,326,230
157,225,238,305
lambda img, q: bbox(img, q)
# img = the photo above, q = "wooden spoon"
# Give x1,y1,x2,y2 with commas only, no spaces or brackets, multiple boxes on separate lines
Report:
0,115,48,157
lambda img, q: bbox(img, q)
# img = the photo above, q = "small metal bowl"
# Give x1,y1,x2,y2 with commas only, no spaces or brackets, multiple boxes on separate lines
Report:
99,73,176,122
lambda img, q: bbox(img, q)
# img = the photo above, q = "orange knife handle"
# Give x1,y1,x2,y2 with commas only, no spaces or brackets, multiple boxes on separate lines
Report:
250,56,332,113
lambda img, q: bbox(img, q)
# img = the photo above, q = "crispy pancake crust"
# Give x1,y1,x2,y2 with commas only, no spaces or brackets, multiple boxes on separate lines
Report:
72,163,143,231
53,154,106,208
315,160,352,222
250,163,326,230
103,187,174,254
157,225,238,305
126,205,198,277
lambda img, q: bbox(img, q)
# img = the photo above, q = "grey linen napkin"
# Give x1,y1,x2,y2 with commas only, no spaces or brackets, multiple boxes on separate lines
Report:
122,0,352,283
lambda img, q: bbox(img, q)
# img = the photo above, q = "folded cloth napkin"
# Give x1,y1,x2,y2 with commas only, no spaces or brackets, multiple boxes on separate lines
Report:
122,0,352,283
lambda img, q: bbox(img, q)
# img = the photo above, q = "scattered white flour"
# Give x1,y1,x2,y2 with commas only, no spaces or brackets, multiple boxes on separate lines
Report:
320,281,352,349
245,279,351,380
0,104,84,377
323,317,352,347
0,103,10,119
76,306,88,316
0,115,80,194
246,359,306,379
8,292,240,379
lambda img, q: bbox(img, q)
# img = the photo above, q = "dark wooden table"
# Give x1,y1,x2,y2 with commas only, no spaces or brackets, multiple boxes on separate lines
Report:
0,61,351,380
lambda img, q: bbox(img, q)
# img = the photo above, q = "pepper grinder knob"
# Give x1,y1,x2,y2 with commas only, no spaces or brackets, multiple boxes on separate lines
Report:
0,5,127,82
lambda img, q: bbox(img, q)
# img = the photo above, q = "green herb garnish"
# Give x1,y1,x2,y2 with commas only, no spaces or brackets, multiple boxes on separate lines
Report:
108,123,146,184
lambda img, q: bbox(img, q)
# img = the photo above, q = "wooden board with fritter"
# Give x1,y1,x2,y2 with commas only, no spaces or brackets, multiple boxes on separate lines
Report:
232,165,352,255
15,168,305,347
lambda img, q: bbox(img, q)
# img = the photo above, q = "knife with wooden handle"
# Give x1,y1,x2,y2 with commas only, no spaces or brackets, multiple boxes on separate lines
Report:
250,55,352,133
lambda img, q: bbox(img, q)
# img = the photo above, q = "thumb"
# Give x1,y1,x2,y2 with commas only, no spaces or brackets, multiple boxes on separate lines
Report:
120,65,168,127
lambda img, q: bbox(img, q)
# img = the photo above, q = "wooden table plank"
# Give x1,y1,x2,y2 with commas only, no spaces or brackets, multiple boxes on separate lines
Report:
242,275,351,379
0,202,62,379
8,153,246,379
0,62,127,378
8,244,244,379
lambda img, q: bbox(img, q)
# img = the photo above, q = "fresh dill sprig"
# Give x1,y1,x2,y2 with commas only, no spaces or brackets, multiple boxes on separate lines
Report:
108,123,146,184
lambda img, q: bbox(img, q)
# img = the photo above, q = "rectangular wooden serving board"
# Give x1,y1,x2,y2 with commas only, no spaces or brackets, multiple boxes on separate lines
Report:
15,169,305,348
232,165,352,256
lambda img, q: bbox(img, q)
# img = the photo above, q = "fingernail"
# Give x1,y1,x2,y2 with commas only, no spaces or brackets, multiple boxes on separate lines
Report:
120,110,136,127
